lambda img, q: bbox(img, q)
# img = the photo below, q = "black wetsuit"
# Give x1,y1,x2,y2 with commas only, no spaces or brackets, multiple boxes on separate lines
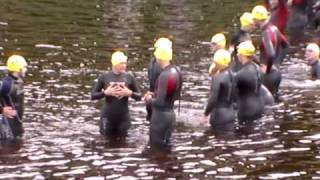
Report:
146,57,163,120
230,29,251,72
0,74,24,139
260,23,289,97
91,71,141,137
204,69,235,128
149,64,182,148
235,62,264,122
310,60,320,78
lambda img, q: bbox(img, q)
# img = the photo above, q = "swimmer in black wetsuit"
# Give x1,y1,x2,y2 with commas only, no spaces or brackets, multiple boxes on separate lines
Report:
230,12,255,72
0,55,28,140
202,49,235,129
144,46,182,149
235,41,264,122
305,43,320,79
91,51,141,137
252,5,289,99
145,38,172,121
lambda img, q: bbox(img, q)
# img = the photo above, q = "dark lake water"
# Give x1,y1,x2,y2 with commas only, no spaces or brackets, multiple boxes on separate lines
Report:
1,0,320,179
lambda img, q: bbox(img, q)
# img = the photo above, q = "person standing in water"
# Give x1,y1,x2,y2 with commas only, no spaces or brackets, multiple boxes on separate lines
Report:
144,46,182,149
0,55,28,140
235,41,264,122
145,37,172,121
305,43,320,78
202,49,235,129
252,5,289,100
91,51,141,138
230,12,255,72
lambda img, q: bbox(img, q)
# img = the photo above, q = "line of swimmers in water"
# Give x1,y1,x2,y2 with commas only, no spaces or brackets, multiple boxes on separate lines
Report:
1,4,320,150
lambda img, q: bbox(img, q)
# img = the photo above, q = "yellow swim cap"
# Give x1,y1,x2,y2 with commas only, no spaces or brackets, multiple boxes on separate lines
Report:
7,55,27,72
252,5,268,21
154,37,172,49
111,51,128,66
238,41,256,56
154,46,172,62
213,49,231,68
240,12,254,28
211,33,226,49
306,43,320,57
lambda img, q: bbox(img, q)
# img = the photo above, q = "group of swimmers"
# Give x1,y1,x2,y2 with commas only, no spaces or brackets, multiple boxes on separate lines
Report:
1,1,320,150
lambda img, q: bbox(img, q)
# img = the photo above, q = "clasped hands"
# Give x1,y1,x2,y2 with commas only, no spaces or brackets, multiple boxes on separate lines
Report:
104,84,132,99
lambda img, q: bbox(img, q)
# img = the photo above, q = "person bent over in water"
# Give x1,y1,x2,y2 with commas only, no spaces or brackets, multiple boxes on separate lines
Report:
305,43,320,79
91,51,141,137
202,49,235,129
235,41,264,122
144,46,182,149
0,55,28,140
145,37,172,121
252,5,289,99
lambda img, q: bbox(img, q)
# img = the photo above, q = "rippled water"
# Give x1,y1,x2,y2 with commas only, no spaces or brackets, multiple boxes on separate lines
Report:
0,0,320,179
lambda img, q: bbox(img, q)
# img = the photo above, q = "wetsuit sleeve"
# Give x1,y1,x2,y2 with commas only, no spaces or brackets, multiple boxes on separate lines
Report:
129,75,142,101
276,30,289,64
91,76,105,100
151,73,168,109
262,30,276,73
204,78,220,116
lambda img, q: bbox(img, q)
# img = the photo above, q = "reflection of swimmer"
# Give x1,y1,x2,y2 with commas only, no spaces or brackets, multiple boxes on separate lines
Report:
0,55,28,140
91,51,141,138
202,49,235,128
305,43,320,78
235,41,264,122
144,46,182,149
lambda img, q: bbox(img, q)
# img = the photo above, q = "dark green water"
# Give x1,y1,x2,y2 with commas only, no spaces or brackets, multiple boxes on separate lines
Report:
1,0,320,179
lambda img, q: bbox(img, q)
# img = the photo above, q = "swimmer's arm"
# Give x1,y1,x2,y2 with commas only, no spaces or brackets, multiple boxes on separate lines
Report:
130,76,142,101
262,31,276,73
204,79,220,116
152,74,168,108
91,76,105,100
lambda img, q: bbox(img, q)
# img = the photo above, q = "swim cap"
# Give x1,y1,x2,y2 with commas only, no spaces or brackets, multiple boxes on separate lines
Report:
7,55,28,72
213,49,231,68
240,12,254,28
238,41,256,56
111,51,128,66
211,33,226,49
154,46,172,62
306,43,320,57
252,5,268,21
154,37,172,49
